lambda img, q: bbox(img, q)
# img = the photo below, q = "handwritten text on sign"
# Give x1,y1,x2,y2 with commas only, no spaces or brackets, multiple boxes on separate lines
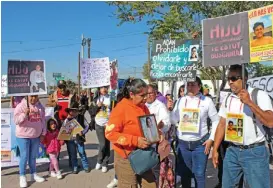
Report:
151,39,198,81
247,75,273,98
80,57,111,88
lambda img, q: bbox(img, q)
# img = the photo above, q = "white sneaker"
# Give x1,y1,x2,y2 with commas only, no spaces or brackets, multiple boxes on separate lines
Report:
191,178,195,187
19,176,27,188
95,163,102,170
50,171,56,178
107,178,118,188
56,171,62,180
30,173,45,183
101,166,108,173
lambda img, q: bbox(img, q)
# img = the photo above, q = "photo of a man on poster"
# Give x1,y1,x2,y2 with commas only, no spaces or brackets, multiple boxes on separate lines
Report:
30,64,45,93
250,16,273,47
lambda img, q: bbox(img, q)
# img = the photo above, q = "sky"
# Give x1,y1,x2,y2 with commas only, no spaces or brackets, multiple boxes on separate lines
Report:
1,1,149,85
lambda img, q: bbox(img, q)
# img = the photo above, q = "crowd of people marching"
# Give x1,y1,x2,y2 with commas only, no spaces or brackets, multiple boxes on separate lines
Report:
11,64,273,188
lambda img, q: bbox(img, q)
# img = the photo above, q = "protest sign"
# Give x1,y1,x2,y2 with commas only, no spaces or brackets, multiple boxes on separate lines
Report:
7,60,47,96
1,75,8,97
202,12,250,67
109,60,119,100
58,119,83,140
249,4,273,63
151,39,198,81
247,75,273,98
1,107,53,167
80,57,111,88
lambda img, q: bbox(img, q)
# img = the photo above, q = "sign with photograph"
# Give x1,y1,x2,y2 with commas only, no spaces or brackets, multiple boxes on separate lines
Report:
249,4,273,62
178,108,200,133
151,39,199,81
225,113,244,144
138,114,160,144
7,60,47,96
80,57,111,88
1,107,53,167
202,12,250,67
58,119,83,140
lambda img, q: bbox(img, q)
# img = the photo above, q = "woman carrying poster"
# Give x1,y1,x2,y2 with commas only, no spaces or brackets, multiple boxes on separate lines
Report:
14,95,47,188
167,77,219,188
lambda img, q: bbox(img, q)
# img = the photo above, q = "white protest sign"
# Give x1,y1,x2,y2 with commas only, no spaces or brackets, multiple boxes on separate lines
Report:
80,57,111,88
247,75,273,98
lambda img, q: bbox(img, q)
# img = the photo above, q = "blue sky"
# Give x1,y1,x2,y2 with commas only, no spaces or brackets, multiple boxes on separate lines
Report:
1,1,149,85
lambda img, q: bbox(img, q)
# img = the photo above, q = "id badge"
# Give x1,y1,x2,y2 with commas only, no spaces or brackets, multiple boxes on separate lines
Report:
178,108,200,133
225,113,244,144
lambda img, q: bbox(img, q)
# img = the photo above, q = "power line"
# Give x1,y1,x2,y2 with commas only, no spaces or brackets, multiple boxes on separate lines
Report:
2,31,145,43
2,43,81,54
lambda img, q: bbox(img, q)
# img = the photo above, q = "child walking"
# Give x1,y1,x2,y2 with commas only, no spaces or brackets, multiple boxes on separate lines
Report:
64,102,90,174
43,118,64,179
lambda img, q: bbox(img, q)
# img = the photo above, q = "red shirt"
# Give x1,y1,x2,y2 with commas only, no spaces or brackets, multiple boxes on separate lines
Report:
57,91,70,121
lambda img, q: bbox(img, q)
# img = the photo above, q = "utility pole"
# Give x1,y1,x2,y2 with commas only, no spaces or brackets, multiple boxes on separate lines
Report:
79,34,87,97
87,38,91,103
147,36,151,83
78,52,81,97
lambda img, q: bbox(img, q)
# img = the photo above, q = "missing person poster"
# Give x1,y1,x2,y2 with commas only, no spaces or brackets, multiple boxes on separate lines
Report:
202,12,250,67
1,107,53,167
178,108,200,133
225,113,244,144
58,119,83,140
249,4,273,62
151,39,199,81
7,60,47,96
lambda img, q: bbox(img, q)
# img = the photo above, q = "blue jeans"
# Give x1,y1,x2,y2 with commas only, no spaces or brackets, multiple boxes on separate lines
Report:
66,141,89,170
16,137,40,176
223,145,270,188
177,140,208,188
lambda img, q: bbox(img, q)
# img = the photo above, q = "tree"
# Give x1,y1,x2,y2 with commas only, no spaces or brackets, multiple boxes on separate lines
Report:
142,61,149,79
108,1,272,96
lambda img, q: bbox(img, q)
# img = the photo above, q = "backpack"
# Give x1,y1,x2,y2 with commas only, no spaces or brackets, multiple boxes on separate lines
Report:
251,88,273,164
225,89,273,164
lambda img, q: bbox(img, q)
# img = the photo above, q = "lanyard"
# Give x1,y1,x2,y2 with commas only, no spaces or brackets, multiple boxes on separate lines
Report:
228,97,244,113
185,96,201,108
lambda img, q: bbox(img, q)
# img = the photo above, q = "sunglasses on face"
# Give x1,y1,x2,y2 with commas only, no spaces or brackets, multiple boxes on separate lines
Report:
227,76,242,82
58,85,66,89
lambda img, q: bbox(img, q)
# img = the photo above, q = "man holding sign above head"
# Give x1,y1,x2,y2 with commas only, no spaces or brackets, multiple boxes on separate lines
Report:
212,64,273,188
167,76,219,188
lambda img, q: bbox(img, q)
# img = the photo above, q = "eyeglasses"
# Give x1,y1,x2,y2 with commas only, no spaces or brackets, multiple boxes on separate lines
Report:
227,76,242,82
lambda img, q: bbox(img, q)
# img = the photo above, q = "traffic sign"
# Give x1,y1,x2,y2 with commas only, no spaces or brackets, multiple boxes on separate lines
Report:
53,73,62,78
55,76,65,81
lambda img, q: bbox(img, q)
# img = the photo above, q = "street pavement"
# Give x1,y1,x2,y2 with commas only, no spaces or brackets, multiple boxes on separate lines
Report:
1,98,273,188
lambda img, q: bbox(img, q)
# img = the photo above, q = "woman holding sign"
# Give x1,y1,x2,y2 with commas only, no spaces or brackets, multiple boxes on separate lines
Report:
167,77,219,188
14,95,47,188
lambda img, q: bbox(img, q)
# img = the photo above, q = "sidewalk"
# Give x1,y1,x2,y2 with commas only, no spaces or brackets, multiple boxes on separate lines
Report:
1,131,115,188
2,130,273,188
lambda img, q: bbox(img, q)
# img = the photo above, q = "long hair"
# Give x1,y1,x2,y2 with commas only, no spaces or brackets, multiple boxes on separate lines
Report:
195,76,203,94
177,85,185,98
117,78,147,103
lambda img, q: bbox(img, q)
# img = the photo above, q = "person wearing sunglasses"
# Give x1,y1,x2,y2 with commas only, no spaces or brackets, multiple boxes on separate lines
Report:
212,64,273,188
167,76,219,188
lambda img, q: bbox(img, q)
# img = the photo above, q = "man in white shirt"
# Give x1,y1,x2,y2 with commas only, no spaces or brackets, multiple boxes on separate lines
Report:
145,84,171,184
212,64,273,188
